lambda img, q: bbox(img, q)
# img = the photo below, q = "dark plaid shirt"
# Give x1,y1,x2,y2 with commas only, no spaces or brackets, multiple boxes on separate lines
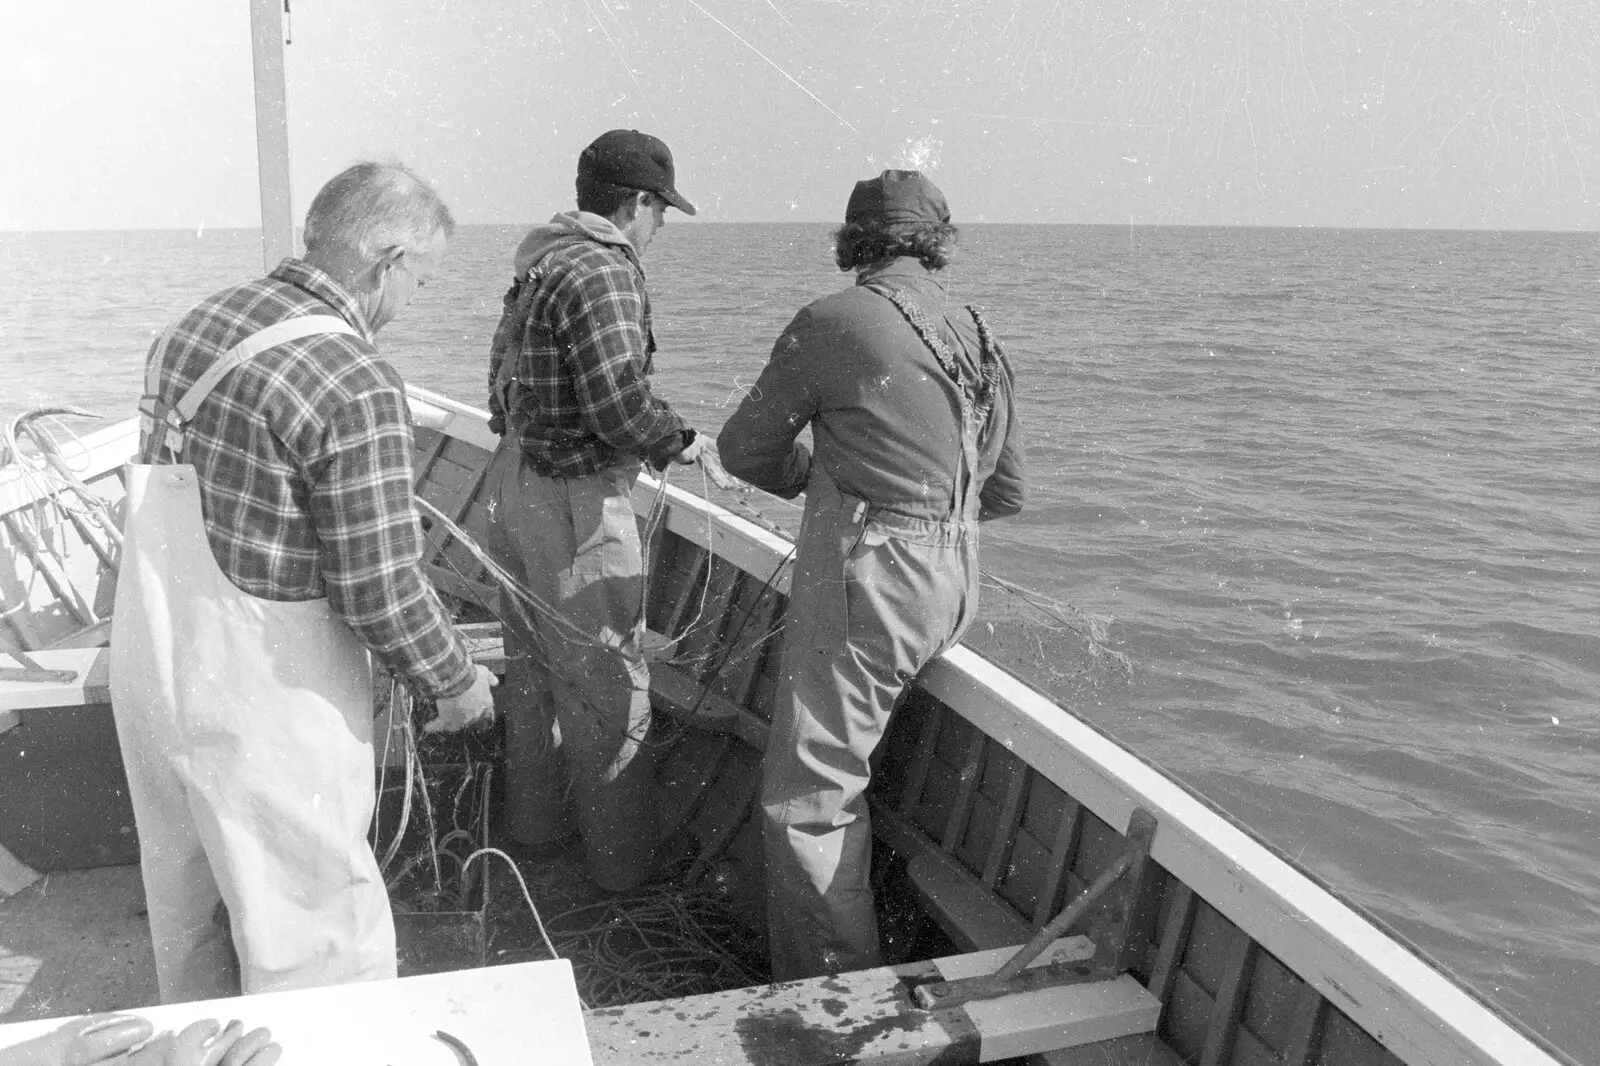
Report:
138,258,474,698
487,231,690,476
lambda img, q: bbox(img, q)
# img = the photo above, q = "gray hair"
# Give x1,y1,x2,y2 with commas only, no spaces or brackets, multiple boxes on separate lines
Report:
302,161,455,263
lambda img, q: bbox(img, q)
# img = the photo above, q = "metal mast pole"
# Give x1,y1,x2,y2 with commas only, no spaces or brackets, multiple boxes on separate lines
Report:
248,0,294,273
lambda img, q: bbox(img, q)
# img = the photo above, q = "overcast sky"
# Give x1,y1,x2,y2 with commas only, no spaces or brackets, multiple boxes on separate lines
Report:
4,0,1597,230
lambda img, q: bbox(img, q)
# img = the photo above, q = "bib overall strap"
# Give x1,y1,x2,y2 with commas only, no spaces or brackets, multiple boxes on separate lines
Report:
490,277,532,430
139,315,360,461
870,286,1003,521
871,287,1003,431
491,249,564,438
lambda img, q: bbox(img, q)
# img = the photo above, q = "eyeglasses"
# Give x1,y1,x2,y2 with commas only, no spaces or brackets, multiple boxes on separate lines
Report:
387,256,425,290
380,245,428,290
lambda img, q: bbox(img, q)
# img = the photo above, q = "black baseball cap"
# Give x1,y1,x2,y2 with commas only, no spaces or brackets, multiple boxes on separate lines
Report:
845,169,950,226
578,129,697,215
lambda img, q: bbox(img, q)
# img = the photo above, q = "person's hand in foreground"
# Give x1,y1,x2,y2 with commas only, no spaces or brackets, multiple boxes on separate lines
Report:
130,1019,281,1066
425,663,498,734
0,1015,279,1066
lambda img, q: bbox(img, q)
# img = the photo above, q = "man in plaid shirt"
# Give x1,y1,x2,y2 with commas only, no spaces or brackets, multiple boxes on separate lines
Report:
484,130,730,891
112,162,495,1002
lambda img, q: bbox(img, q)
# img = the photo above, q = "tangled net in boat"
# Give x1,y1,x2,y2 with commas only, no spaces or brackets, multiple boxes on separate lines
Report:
376,670,768,1006
540,879,767,1007
410,473,1129,1004
456,833,768,1008
371,678,502,916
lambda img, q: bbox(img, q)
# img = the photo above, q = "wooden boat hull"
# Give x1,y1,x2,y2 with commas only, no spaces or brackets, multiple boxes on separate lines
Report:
0,389,1574,1066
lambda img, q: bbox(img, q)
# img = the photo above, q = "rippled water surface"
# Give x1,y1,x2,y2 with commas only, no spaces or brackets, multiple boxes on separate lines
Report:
3,223,1597,1058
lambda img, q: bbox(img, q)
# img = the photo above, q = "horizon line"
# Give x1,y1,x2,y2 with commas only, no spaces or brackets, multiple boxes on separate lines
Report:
3,221,1597,237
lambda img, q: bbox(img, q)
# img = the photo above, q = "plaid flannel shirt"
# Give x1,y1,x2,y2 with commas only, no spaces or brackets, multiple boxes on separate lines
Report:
487,233,690,477
138,258,475,698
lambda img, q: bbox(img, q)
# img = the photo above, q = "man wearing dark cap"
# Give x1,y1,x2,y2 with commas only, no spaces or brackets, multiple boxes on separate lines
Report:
719,169,1028,979
483,129,729,891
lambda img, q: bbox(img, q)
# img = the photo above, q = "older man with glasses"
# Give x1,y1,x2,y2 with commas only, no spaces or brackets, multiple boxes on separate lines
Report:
112,161,496,1003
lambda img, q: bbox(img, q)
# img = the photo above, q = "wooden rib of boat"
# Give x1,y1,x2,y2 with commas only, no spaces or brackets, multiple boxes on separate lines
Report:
0,389,1578,1066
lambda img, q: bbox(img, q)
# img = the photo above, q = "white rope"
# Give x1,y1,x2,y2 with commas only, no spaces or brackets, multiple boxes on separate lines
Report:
461,847,559,960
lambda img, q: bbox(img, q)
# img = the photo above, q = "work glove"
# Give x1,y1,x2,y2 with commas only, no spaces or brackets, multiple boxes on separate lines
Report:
2,1012,153,1065
7,1015,279,1066
426,664,498,734
674,434,737,490
130,1020,282,1066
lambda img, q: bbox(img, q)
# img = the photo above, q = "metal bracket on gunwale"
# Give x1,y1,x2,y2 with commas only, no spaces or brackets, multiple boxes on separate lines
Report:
912,807,1158,1011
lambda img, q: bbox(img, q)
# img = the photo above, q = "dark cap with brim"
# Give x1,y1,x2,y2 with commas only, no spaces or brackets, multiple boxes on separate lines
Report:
578,129,697,215
845,169,950,226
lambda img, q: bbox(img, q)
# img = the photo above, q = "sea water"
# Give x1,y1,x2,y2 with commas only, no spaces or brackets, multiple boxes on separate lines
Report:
2,223,1597,1057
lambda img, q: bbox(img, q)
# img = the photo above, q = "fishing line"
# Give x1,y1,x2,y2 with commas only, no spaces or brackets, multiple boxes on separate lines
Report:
419,472,792,741
645,464,727,656
417,495,666,750
374,697,418,874
577,0,662,127
703,485,1130,678
680,0,862,137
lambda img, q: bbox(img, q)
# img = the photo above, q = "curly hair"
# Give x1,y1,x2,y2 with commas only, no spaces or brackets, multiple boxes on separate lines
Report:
833,220,959,272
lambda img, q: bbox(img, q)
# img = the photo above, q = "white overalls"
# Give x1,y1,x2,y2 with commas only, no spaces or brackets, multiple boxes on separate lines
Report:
111,317,397,1003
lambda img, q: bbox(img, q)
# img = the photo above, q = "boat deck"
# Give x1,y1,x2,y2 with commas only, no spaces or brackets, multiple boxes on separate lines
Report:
0,863,1180,1066
0,853,667,1020
0,866,154,1020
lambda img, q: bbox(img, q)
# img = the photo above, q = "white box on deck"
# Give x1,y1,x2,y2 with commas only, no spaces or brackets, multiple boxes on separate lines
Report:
0,959,592,1065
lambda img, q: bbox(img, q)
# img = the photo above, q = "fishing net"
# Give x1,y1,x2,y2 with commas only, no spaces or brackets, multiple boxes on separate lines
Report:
545,881,766,1006
968,570,1134,691
373,602,768,1004
454,838,766,1008
710,481,1134,694
371,683,497,919
407,471,1130,1005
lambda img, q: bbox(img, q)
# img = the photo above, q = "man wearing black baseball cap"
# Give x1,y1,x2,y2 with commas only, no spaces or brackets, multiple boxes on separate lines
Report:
578,128,698,218
481,129,729,892
720,169,1028,979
